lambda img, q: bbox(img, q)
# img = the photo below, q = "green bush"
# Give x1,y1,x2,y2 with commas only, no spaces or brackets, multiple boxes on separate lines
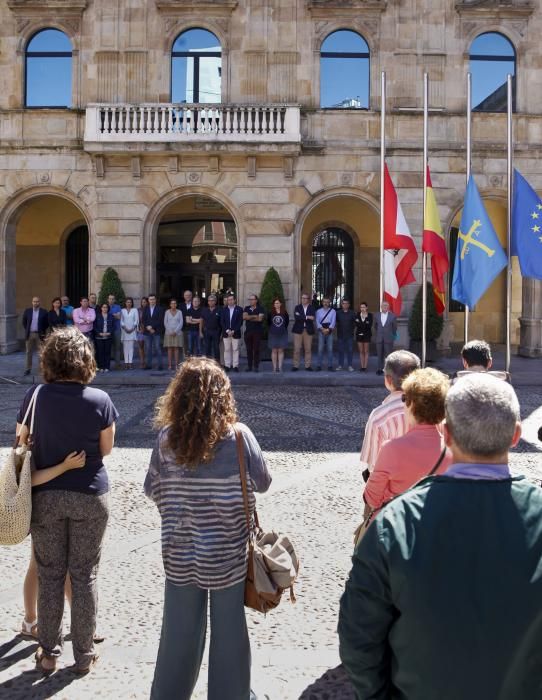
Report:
408,282,444,342
259,267,285,335
98,267,126,306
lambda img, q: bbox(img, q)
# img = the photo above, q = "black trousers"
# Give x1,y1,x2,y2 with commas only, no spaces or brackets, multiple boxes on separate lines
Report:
204,331,221,362
95,338,112,370
244,331,262,369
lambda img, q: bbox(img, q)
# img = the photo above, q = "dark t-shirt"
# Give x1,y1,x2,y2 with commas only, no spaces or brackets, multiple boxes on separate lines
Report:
187,307,202,331
336,309,356,339
17,383,119,496
201,306,221,333
244,305,265,333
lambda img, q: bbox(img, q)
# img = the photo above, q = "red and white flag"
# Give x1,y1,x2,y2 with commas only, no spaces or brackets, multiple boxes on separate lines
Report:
383,164,418,315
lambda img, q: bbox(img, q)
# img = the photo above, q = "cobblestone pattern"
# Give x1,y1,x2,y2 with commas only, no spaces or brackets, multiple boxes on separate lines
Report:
0,385,541,699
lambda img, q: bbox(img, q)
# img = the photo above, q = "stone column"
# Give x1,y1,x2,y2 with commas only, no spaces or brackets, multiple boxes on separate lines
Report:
519,277,542,357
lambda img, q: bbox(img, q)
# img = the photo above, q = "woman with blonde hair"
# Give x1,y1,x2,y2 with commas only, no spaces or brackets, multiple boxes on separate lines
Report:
145,357,271,700
363,367,452,516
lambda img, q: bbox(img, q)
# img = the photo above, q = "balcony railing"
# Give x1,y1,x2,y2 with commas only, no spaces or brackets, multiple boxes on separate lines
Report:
84,103,301,144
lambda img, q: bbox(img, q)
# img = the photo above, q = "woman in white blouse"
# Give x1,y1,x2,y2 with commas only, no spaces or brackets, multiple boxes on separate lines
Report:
163,298,184,370
121,297,139,369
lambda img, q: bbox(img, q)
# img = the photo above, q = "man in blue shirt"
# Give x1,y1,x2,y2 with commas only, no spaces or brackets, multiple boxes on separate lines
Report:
61,295,74,326
107,294,122,368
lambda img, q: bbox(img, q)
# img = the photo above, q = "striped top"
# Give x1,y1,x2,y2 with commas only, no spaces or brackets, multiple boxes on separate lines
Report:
144,422,271,590
360,391,408,472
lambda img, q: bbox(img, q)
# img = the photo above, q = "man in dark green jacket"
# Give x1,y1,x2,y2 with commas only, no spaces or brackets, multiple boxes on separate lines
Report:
339,373,542,700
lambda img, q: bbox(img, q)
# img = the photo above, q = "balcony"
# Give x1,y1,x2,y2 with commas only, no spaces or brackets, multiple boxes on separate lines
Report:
84,103,301,153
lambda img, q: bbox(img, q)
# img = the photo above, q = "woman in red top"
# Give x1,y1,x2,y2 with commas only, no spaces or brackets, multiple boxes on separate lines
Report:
364,367,452,513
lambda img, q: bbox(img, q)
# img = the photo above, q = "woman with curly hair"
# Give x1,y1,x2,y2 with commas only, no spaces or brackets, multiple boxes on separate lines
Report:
363,367,452,515
15,327,118,674
145,357,271,700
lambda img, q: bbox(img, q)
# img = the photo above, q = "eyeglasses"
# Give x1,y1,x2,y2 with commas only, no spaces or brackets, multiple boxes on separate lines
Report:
401,394,407,403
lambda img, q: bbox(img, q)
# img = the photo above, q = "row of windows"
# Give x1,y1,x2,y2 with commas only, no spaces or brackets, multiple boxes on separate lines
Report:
25,27,516,112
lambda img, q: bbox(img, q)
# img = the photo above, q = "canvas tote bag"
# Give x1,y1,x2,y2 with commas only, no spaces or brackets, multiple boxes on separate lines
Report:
235,427,299,614
0,385,42,545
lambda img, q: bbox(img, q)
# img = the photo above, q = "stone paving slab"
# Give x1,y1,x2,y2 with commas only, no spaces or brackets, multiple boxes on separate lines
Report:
0,384,541,699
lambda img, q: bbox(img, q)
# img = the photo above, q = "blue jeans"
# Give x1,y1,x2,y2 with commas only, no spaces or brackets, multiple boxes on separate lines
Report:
144,333,163,369
188,330,201,356
317,331,334,368
151,579,251,700
337,336,354,367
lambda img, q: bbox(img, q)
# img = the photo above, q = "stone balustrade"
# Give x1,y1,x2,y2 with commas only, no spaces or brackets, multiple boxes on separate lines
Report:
84,103,301,144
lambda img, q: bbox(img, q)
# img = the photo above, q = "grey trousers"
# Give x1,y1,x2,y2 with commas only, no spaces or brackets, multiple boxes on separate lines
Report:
25,332,41,371
151,579,251,700
30,490,110,667
376,339,394,372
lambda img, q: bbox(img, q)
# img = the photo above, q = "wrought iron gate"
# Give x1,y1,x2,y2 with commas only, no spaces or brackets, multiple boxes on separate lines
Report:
312,227,354,306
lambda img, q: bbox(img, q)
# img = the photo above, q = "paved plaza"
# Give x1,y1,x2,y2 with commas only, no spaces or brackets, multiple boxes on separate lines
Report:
0,380,541,699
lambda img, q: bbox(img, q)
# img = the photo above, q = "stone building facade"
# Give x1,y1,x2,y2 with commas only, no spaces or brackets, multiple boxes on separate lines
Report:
0,0,541,356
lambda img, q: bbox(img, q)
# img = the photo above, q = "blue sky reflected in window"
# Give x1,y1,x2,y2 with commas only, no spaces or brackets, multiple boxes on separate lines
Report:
172,29,221,103
470,32,515,112
320,30,370,109
25,29,72,107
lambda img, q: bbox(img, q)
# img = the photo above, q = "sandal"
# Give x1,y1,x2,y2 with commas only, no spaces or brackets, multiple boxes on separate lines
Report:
70,653,99,675
20,618,39,640
35,647,57,674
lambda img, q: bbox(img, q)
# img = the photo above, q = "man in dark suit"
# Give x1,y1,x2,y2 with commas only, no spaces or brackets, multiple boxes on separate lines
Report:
22,296,49,375
142,293,165,370
373,300,397,375
220,293,243,372
291,293,316,371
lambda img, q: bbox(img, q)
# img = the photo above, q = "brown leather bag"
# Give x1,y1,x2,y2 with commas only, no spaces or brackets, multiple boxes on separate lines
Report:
235,428,299,614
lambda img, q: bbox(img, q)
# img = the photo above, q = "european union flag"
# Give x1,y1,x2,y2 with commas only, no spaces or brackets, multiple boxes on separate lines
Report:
512,169,542,280
452,176,507,308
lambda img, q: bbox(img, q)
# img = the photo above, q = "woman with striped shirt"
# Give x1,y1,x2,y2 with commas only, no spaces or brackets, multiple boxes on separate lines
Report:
145,357,271,700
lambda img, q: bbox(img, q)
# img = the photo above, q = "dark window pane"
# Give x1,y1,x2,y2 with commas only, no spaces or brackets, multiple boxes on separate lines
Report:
321,30,368,54
320,57,369,108
26,57,72,107
27,28,72,53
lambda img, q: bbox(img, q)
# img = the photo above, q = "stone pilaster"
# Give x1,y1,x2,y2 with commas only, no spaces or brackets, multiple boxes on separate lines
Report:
519,277,542,357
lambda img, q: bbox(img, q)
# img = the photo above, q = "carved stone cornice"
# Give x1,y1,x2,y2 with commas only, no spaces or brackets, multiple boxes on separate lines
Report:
155,0,238,13
455,0,534,18
7,0,88,37
307,0,386,13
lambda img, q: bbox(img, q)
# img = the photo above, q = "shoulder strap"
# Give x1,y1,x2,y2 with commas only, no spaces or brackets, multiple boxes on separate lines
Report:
15,384,42,445
235,427,260,538
428,445,447,476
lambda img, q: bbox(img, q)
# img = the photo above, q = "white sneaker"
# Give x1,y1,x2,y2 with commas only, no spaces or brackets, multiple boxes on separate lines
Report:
348,366,354,372
335,366,342,371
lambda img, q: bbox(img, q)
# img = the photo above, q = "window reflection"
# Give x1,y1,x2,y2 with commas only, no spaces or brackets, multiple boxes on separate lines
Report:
25,29,72,108
320,30,370,109
470,32,516,113
172,28,222,103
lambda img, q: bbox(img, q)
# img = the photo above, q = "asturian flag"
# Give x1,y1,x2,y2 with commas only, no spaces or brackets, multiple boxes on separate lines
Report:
383,164,418,315
451,176,507,308
512,169,542,280
423,167,449,315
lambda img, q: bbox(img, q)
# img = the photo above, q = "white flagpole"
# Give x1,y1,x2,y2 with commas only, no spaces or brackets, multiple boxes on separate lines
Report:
464,71,472,343
422,73,428,367
380,71,386,305
506,73,513,373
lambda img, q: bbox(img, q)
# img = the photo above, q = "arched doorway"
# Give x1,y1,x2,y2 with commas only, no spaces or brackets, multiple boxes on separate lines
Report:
312,227,354,305
156,195,237,306
65,225,89,304
299,192,380,310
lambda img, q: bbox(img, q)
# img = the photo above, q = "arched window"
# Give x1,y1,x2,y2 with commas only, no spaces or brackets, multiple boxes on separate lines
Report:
25,29,72,108
312,228,354,306
320,30,370,109
171,28,222,103
470,32,516,113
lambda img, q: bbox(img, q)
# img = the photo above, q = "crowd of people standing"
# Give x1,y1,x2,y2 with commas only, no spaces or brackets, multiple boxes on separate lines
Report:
22,292,397,375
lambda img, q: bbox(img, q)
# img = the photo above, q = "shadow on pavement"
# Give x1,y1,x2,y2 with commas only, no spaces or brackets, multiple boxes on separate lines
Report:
298,664,356,699
0,665,80,699
0,636,37,671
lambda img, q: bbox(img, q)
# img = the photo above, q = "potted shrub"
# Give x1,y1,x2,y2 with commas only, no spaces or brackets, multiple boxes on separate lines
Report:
408,282,444,362
98,267,126,306
259,267,286,360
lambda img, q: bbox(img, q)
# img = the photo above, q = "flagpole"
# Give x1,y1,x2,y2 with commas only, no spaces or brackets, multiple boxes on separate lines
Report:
422,73,428,368
506,73,513,373
380,71,386,306
464,71,472,343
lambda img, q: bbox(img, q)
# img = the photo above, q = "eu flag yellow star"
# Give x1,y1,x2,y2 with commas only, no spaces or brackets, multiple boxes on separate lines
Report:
533,225,541,233
532,211,539,219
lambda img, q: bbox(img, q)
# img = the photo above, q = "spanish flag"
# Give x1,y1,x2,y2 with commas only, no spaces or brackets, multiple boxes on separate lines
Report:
423,167,449,315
